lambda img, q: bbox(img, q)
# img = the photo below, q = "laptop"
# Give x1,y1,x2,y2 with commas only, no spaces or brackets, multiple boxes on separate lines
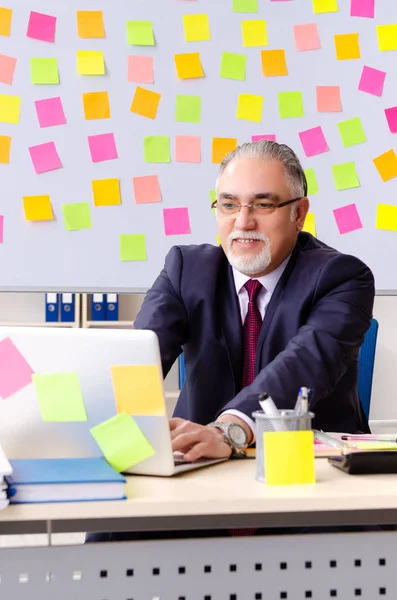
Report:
0,326,226,476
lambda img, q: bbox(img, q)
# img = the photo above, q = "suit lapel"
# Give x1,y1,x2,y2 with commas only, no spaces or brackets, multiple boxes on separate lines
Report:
219,262,243,392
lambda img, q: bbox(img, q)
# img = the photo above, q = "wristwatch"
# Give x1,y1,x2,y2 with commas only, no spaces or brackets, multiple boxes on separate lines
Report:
207,421,248,458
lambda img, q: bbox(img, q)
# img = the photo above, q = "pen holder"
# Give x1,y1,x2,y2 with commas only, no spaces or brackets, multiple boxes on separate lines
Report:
252,410,315,485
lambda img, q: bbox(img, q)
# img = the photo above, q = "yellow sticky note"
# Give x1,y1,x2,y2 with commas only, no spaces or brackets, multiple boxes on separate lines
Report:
183,14,210,42
264,430,316,486
302,213,316,237
92,179,121,207
373,149,397,182
241,19,268,47
261,49,288,76
334,33,360,60
212,137,238,164
174,52,204,79
376,204,397,232
130,86,161,119
110,365,165,416
23,195,53,221
0,94,20,124
0,135,11,163
0,7,12,37
77,10,105,38
82,91,110,120
312,0,338,13
377,24,397,51
236,94,263,122
77,50,105,75
216,234,221,246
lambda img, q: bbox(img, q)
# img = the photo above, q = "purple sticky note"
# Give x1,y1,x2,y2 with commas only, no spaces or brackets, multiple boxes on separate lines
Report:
0,337,34,399
384,106,397,133
163,207,191,235
333,204,363,235
252,134,276,142
350,0,374,18
29,142,62,174
358,66,385,97
27,11,57,43
0,215,3,243
88,133,118,163
298,126,329,157
35,97,66,128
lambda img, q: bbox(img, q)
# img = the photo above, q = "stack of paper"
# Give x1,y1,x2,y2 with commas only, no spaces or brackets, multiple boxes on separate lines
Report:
0,443,13,510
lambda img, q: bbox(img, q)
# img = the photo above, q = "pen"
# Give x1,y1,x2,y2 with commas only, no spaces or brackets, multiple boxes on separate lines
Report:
341,435,397,443
258,392,287,431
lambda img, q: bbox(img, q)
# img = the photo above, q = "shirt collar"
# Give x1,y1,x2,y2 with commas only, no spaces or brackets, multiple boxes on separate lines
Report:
232,254,291,296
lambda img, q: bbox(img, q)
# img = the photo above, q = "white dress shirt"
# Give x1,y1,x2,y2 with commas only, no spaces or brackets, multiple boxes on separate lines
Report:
221,256,291,438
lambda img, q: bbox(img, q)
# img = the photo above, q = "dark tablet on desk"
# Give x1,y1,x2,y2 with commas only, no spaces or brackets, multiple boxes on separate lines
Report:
329,451,397,475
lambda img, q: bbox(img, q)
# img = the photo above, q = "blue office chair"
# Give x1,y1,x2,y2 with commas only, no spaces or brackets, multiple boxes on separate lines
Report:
178,353,186,389
357,318,379,420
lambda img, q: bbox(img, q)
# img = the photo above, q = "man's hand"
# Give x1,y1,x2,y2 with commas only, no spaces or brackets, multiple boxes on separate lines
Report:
169,418,232,462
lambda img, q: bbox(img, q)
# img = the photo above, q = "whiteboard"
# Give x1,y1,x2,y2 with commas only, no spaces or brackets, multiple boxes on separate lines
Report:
1,0,397,292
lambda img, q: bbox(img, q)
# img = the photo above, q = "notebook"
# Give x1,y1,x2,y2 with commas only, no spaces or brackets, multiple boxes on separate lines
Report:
6,457,126,504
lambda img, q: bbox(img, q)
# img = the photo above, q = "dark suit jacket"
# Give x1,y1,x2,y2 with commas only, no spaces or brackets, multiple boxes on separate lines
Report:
134,233,375,433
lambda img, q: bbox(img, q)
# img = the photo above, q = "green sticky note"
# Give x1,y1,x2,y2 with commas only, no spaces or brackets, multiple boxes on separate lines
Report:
210,189,216,215
144,136,170,162
278,92,304,118
33,373,87,422
332,162,360,190
120,234,147,261
62,202,92,231
337,117,366,147
233,0,258,12
90,413,155,472
175,95,201,123
304,168,319,195
127,20,154,45
30,58,59,84
220,52,246,81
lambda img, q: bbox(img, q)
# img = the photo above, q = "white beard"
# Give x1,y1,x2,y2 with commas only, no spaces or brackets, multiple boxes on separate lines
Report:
226,230,272,276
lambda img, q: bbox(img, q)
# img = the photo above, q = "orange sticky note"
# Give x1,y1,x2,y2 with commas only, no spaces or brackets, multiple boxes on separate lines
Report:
373,149,397,182
110,365,165,416
174,52,204,79
0,135,11,163
212,137,238,164
92,178,121,206
133,175,162,204
130,86,161,119
334,33,360,60
23,195,53,221
82,91,110,120
77,10,104,38
316,85,342,112
261,49,288,76
0,7,12,36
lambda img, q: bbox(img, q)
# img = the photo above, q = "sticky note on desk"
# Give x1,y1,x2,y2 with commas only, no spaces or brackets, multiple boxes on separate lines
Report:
33,373,87,422
90,413,155,472
376,204,397,231
111,365,165,416
0,338,34,399
264,430,315,485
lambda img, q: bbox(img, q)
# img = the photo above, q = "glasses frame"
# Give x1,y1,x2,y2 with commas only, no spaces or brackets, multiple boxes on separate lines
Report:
211,197,303,215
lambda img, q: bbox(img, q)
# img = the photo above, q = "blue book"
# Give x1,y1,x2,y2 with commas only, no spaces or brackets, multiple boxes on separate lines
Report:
6,458,126,504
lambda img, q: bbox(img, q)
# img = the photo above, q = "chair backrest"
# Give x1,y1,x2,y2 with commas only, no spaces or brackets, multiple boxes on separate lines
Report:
357,318,379,420
178,353,186,389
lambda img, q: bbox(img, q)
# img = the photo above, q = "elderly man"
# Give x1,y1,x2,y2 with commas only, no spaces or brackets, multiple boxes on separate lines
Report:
134,140,374,461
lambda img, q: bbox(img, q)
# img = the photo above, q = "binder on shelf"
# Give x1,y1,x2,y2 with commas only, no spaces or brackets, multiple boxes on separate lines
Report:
60,293,75,322
45,293,59,322
106,293,119,321
91,293,105,321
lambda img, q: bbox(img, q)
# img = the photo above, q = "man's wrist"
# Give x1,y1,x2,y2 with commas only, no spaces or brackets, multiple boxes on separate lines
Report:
217,414,254,445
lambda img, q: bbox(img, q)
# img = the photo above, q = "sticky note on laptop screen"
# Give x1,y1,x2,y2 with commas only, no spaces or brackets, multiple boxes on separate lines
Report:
32,372,87,421
0,337,34,399
110,365,165,416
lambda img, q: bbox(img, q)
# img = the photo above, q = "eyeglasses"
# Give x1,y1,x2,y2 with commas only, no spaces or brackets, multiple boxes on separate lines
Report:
211,197,302,216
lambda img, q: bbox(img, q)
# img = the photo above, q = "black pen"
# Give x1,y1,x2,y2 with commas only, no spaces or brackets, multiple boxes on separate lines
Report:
341,435,397,443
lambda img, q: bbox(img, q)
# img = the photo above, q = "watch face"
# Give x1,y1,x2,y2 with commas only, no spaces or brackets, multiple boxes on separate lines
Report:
229,423,248,448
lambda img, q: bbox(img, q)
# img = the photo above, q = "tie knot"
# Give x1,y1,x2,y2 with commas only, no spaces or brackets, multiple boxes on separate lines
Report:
244,279,262,302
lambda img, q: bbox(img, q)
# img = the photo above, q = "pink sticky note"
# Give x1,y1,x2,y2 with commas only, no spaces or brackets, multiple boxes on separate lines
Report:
350,0,374,18
293,23,321,51
128,56,154,84
163,207,191,235
0,54,17,85
175,135,201,163
0,215,3,243
0,337,34,399
333,204,363,235
384,106,397,133
27,11,56,43
358,66,385,97
88,133,118,163
133,175,161,204
35,97,66,128
252,134,276,142
299,126,329,157
29,142,62,174
316,86,342,112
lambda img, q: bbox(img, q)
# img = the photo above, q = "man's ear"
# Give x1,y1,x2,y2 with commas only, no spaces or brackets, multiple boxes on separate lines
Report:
296,197,310,231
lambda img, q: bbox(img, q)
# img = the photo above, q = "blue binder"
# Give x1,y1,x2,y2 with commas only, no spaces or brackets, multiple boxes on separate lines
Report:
91,294,105,321
106,293,119,321
45,293,59,322
60,293,75,322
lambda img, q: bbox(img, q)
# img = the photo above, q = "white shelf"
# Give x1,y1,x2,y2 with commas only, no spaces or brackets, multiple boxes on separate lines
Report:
84,320,134,328
0,321,78,328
